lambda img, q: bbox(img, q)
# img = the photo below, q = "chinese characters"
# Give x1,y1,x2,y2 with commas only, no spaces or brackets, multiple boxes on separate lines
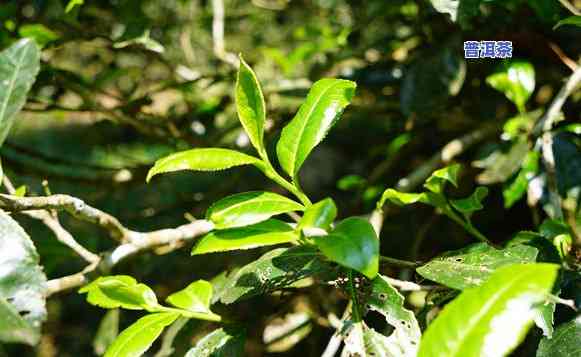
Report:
464,41,512,59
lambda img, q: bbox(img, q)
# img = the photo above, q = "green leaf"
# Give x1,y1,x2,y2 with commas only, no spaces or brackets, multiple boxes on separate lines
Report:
93,309,120,356
554,15,581,29
113,29,164,54
218,245,334,304
80,276,158,311
65,0,84,13
418,263,559,357
344,322,394,357
146,148,261,182
298,198,337,231
0,209,47,345
477,139,530,185
236,56,266,153
206,191,304,229
276,78,356,178
486,60,535,112
366,275,421,355
192,219,298,255
0,39,41,148
503,151,539,208
166,280,212,314
428,0,482,27
104,312,179,357
314,217,379,279
451,187,488,214
18,24,59,48
536,316,581,357
185,327,246,357
424,164,460,194
377,189,426,208
417,243,538,290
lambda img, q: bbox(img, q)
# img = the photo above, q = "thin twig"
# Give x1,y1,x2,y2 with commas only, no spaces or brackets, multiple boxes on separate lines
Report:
211,0,238,66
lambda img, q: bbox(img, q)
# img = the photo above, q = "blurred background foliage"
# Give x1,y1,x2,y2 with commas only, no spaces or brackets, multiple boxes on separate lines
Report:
0,0,579,355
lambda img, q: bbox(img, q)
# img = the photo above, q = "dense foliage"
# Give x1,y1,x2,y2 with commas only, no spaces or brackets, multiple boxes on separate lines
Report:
0,0,580,356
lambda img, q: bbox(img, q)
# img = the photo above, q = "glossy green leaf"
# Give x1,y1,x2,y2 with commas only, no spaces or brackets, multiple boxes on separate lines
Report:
451,187,488,214
104,312,179,357
80,276,158,310
18,24,59,48
314,217,379,279
146,148,261,182
206,191,303,229
236,56,266,153
417,243,538,290
486,60,535,112
377,189,426,208
424,164,460,193
553,15,581,29
298,198,337,231
218,245,334,304
185,327,245,357
418,263,559,357
93,309,119,356
276,78,356,177
0,209,47,345
192,219,298,255
166,280,212,314
503,151,539,208
65,0,84,13
366,275,421,355
536,316,581,357
0,39,40,148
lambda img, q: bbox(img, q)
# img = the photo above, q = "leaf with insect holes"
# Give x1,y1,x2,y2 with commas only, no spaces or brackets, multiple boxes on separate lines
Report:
104,312,179,357
314,217,379,279
416,243,538,290
206,191,304,229
276,78,356,178
537,316,581,357
236,56,266,153
185,327,246,357
418,263,559,357
147,148,261,182
192,219,298,255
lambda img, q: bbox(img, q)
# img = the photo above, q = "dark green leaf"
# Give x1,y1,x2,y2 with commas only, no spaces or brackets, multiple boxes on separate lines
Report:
417,243,538,289
0,209,47,345
418,263,559,357
146,148,261,182
314,217,379,279
236,56,266,153
503,151,539,208
218,245,334,304
206,191,303,229
80,276,158,310
104,312,179,357
536,316,581,357
451,187,488,214
185,327,245,357
166,280,212,314
192,219,298,255
486,60,535,112
276,78,356,178
298,198,337,231
0,39,40,148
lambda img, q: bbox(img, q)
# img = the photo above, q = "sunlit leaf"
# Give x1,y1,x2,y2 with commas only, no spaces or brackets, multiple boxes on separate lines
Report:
0,210,47,345
104,312,179,357
206,191,303,229
298,198,337,231
553,15,581,29
418,263,559,357
486,60,535,112
166,280,213,314
147,148,261,182
276,78,356,178
0,39,40,148
377,189,427,208
417,243,538,290
236,56,266,153
314,217,379,279
192,219,298,255
424,164,460,194
451,187,488,215
185,327,245,357
18,24,59,48
80,276,158,311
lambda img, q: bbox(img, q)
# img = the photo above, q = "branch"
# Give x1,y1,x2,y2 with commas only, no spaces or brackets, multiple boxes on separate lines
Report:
534,63,581,220
211,0,238,66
